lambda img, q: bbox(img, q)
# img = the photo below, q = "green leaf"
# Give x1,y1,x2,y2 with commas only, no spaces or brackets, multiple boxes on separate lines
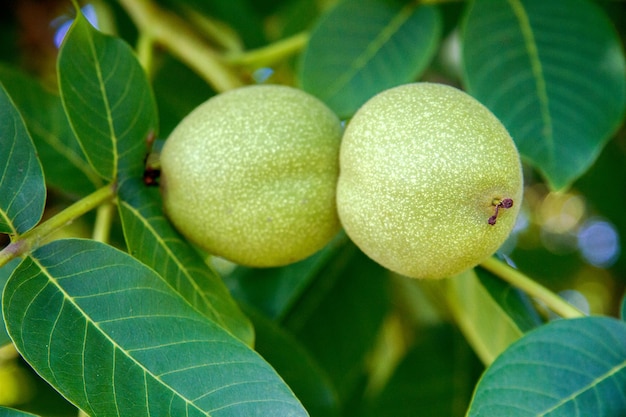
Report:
0,407,40,417
0,83,46,235
58,11,158,182
284,243,391,402
225,232,349,321
3,239,307,417
246,307,339,417
299,0,441,119
363,325,483,417
445,266,542,364
117,179,254,346
462,0,626,190
0,258,21,346
0,65,101,198
621,292,625,321
468,316,626,416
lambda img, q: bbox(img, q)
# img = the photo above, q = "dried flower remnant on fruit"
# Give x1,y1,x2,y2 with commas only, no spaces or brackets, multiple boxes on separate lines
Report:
488,198,514,225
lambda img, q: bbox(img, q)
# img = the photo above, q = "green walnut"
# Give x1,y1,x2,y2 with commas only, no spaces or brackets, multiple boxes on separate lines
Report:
337,83,523,279
160,85,343,267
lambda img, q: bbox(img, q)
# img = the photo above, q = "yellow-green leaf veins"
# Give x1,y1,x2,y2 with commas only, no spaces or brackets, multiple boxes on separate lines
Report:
160,85,343,267
337,83,523,279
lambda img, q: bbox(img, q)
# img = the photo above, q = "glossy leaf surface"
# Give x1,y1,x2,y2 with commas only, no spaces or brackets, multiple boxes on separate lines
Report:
3,239,307,417
58,12,157,181
446,266,541,364
0,84,45,235
0,66,101,198
462,0,626,190
117,179,254,346
300,0,441,118
468,316,626,416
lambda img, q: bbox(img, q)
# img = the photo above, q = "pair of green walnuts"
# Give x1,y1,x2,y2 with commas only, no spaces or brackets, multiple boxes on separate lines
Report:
160,83,523,280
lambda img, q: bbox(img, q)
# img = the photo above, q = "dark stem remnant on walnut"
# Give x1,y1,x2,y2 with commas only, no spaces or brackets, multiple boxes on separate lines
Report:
488,198,514,225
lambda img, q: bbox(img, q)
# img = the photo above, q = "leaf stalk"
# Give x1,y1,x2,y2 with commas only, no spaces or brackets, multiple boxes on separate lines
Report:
0,184,117,268
118,0,243,92
480,257,585,319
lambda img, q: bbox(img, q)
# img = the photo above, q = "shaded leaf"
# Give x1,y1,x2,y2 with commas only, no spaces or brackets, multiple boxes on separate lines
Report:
0,84,46,235
0,258,21,346
468,316,626,416
284,243,391,403
58,11,157,181
117,179,254,346
246,306,339,417
0,65,101,198
225,232,349,321
3,239,307,417
152,55,215,137
300,0,441,118
445,265,542,364
621,292,625,321
0,407,40,417
363,325,483,417
462,0,626,190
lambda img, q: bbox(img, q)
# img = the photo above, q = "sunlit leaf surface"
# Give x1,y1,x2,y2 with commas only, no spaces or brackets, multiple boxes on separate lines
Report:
468,317,626,416
3,239,307,417
58,12,157,181
117,179,254,346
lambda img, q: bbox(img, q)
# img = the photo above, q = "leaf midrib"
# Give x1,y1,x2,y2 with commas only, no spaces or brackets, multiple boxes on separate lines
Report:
320,2,416,101
29,251,211,417
119,201,227,330
539,360,626,415
507,0,554,158
83,19,119,181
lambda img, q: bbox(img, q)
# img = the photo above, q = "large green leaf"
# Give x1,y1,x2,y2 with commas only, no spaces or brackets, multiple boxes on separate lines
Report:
0,407,40,417
445,265,542,364
362,325,483,417
3,239,307,417
462,0,626,190
0,84,46,235
0,258,21,346
117,179,254,346
621,292,625,321
0,65,101,198
58,10,157,182
468,316,626,416
299,0,441,119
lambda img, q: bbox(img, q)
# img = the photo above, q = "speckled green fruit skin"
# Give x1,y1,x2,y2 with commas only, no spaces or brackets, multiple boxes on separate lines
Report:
337,83,523,279
160,85,343,267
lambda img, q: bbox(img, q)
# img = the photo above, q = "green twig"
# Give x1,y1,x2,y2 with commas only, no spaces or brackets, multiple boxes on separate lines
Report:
136,32,156,79
480,256,585,319
0,184,117,268
92,202,116,243
225,32,310,68
118,0,243,92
